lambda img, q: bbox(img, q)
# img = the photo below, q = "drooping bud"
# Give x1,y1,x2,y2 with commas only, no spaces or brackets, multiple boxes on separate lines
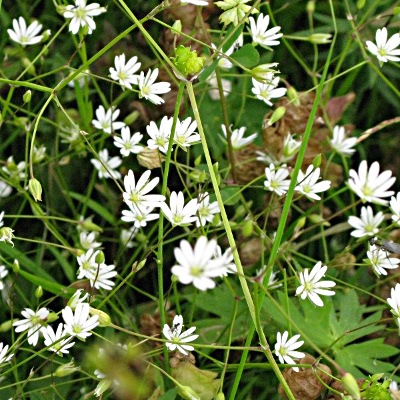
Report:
312,154,322,168
309,33,332,44
341,372,361,400
28,178,43,202
266,106,286,126
95,250,105,264
287,86,300,106
54,360,80,377
35,286,43,299
90,308,111,327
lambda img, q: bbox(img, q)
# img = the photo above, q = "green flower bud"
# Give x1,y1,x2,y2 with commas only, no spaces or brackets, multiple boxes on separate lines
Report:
23,90,32,103
242,219,254,238
177,384,201,400
124,110,140,126
0,320,14,333
132,258,146,273
357,0,366,9
80,219,103,233
94,378,112,397
294,216,306,231
308,213,330,226
35,286,43,299
90,308,111,327
28,178,43,202
172,45,206,79
47,312,59,323
309,33,332,44
266,106,286,126
95,250,105,264
172,20,182,35
54,361,80,377
341,372,361,400
215,393,225,400
22,57,35,75
12,259,20,273
287,86,300,106
306,1,315,14
312,154,322,168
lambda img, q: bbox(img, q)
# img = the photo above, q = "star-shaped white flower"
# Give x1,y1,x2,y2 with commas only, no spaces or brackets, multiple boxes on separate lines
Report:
274,331,305,372
160,191,199,226
138,68,171,105
0,342,13,366
248,13,283,48
121,204,160,228
348,206,384,238
62,303,99,340
90,149,122,180
174,117,200,149
92,105,125,134
390,193,400,225
7,17,45,46
171,236,229,290
367,243,400,276
348,160,395,205
146,116,173,154
251,76,287,106
295,165,331,201
0,180,13,198
109,54,141,90
113,126,143,157
329,125,357,156
387,283,400,326
13,307,49,346
63,0,106,35
295,261,336,307
264,163,291,196
162,315,199,355
196,192,220,227
221,124,257,150
366,27,400,64
42,323,75,356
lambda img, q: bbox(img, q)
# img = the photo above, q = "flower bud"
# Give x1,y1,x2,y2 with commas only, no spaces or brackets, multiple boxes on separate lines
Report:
68,289,90,309
312,154,322,168
172,20,182,35
242,219,254,238
12,259,20,273
287,86,300,106
54,361,80,377
47,312,58,323
35,286,43,299
308,214,330,226
90,308,111,327
0,320,13,333
357,0,366,9
28,178,43,202
80,219,103,233
124,110,140,126
266,106,286,126
95,250,105,264
306,1,315,14
215,393,225,400
132,258,146,274
309,33,332,44
341,372,361,400
23,90,32,103
177,384,201,400
94,378,112,397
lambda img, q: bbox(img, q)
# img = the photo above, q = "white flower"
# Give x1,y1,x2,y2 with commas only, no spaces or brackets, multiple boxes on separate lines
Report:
67,289,90,309
196,192,220,227
79,231,102,250
295,165,331,201
62,303,99,340
146,116,173,154
174,117,200,148
109,54,141,90
122,169,165,212
121,204,160,228
0,211,4,228
390,193,400,225
264,163,291,196
366,27,400,64
248,13,283,48
211,42,237,70
207,73,232,100
0,265,8,290
7,17,45,46
2,156,26,181
0,342,13,366
221,124,257,150
274,331,305,372
42,323,75,356
171,236,229,290
113,127,143,157
0,180,12,198
63,0,106,35
295,261,336,307
348,160,395,205
138,68,171,105
348,206,384,238
90,149,122,180
251,76,287,106
92,105,125,134
329,125,357,156
120,226,138,248
160,191,199,226
77,248,98,280
13,307,49,346
181,0,208,5
214,245,236,275
162,315,199,355
387,284,400,332
367,243,400,276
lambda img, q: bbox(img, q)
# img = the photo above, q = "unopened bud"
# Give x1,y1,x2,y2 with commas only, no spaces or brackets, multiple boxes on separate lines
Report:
357,0,366,9
94,379,112,397
242,219,254,238
90,308,111,327
177,384,201,400
266,106,286,126
80,219,103,233
312,154,322,168
47,312,58,323
28,178,42,202
35,286,43,299
132,258,147,274
341,372,361,400
309,33,332,44
95,250,105,264
172,20,182,35
0,320,13,333
306,1,315,14
23,90,32,103
309,214,330,226
124,110,139,126
12,259,20,273
215,393,225,400
287,86,300,106
54,361,80,377
294,216,306,231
